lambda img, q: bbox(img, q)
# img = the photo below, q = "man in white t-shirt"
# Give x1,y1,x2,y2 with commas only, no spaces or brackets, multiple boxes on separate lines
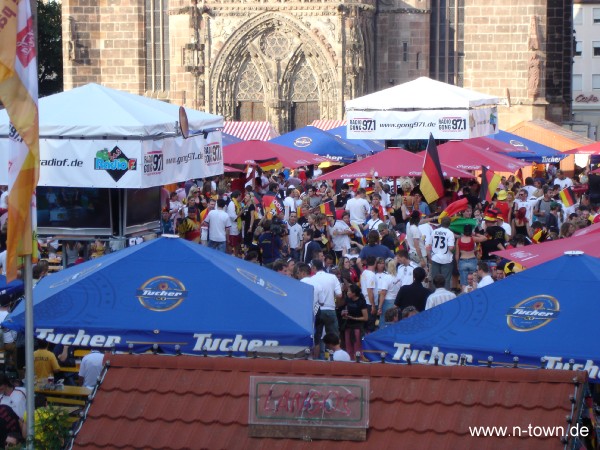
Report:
553,170,573,190
226,191,243,256
203,199,231,252
287,212,303,261
345,188,370,224
476,261,494,289
79,350,105,389
310,260,342,359
323,333,351,362
360,256,378,332
395,250,419,287
283,187,296,222
514,189,537,225
426,217,455,290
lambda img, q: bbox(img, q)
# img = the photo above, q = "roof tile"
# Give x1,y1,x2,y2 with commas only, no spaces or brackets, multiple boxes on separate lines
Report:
73,355,588,450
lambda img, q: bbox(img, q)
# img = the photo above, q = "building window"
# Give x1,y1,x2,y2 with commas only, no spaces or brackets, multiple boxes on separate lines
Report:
573,6,583,25
573,74,583,91
235,58,265,121
594,8,600,23
290,57,319,130
593,75,600,90
403,42,408,62
594,41,600,56
575,41,582,57
145,0,170,92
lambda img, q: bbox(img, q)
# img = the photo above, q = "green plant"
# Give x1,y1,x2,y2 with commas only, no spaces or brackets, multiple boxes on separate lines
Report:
32,405,71,450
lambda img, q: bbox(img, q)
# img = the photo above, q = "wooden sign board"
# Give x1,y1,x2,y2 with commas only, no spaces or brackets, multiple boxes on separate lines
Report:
248,376,369,441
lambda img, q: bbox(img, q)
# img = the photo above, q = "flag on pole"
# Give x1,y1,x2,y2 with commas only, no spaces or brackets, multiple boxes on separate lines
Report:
0,0,40,282
514,168,523,185
479,166,502,203
420,134,445,204
559,187,576,207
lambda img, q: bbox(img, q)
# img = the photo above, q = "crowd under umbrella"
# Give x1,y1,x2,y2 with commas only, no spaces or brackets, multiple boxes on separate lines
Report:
223,140,328,169
434,141,528,173
270,125,371,163
315,147,474,184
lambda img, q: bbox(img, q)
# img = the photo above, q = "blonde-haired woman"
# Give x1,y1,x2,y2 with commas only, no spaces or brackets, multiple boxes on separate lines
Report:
379,259,402,329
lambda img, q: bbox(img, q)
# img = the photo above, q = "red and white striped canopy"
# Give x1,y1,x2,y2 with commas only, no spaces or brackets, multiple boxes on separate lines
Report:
223,121,279,141
310,119,346,130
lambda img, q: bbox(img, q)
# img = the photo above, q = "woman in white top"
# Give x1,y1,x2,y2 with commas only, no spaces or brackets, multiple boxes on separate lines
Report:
379,259,402,329
363,208,383,234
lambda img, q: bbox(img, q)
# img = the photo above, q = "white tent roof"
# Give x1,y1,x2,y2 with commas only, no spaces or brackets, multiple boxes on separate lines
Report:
345,77,499,111
0,83,223,138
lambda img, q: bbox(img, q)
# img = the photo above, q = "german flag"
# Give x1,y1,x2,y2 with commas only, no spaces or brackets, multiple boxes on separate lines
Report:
262,194,284,220
559,187,576,207
420,134,445,204
438,198,469,223
319,201,335,217
199,207,210,223
258,158,282,172
514,168,523,185
296,206,303,218
479,166,502,203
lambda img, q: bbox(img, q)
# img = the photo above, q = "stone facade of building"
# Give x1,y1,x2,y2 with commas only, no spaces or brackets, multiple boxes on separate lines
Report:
61,0,573,133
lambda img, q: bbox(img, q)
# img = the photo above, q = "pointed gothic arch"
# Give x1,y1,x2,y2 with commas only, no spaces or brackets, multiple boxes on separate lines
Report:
209,11,340,129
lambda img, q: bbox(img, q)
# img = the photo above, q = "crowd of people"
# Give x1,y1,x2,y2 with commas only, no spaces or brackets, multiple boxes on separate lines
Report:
159,163,598,360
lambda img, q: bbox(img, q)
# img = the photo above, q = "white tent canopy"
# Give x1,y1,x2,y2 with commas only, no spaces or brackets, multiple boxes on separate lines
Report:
0,84,224,188
345,77,499,140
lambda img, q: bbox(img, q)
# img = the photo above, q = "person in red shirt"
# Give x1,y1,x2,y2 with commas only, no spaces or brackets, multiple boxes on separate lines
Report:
494,190,511,222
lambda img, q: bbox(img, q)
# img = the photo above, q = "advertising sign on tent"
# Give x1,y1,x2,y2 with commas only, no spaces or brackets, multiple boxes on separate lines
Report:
3,237,314,355
363,254,600,382
0,84,225,188
346,77,499,140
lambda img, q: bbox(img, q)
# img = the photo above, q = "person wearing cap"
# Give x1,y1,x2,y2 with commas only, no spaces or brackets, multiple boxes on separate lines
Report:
494,190,510,222
479,210,506,264
426,217,455,290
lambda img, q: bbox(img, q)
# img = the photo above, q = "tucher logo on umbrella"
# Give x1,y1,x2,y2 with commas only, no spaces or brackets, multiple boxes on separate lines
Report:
506,295,560,332
95,146,138,182
137,276,188,311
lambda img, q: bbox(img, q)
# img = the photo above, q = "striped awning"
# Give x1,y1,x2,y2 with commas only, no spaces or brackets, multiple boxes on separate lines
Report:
310,119,346,130
223,121,279,141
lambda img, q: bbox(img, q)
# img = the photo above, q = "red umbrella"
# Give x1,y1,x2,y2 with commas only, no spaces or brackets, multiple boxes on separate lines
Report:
563,141,600,155
223,165,242,173
315,148,474,180
573,221,600,237
435,141,527,172
492,234,600,268
224,140,327,168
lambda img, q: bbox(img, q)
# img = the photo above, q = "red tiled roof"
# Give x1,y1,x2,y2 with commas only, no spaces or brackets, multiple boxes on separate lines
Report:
72,355,588,450
310,119,346,130
223,121,280,141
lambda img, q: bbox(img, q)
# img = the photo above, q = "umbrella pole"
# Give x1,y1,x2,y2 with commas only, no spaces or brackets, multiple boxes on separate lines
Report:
24,255,35,448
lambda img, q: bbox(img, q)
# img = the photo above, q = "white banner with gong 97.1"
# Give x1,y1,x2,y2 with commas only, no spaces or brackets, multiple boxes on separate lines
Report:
346,107,498,141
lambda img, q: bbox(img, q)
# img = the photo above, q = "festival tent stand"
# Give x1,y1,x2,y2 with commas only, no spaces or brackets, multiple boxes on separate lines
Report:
345,77,499,140
0,84,224,188
3,236,314,355
363,253,600,382
270,125,371,162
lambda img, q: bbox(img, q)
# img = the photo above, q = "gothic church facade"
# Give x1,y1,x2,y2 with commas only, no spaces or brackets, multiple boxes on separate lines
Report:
62,0,573,133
